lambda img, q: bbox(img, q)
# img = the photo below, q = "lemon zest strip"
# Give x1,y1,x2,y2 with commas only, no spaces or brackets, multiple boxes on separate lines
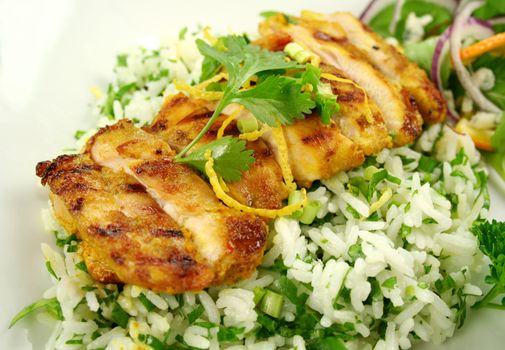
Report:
238,125,270,142
271,127,297,192
174,80,223,101
320,72,374,123
217,105,245,139
368,187,393,215
204,151,307,218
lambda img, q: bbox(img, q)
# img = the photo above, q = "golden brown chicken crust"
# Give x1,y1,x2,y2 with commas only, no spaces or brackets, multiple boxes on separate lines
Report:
320,64,392,154
148,94,289,210
259,14,424,147
272,115,365,187
326,12,446,124
36,154,214,293
87,120,268,286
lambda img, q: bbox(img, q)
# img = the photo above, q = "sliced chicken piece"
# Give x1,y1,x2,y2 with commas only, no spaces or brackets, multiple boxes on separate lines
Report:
148,94,289,209
36,154,214,293
263,115,364,188
320,64,392,155
87,120,267,285
259,15,423,146
310,11,446,124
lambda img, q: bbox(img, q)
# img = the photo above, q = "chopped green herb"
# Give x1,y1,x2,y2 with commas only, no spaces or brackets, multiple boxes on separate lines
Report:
138,293,156,312
187,304,205,324
75,261,88,273
382,276,397,289
259,290,284,318
175,136,254,182
418,155,440,172
9,297,63,328
111,302,130,328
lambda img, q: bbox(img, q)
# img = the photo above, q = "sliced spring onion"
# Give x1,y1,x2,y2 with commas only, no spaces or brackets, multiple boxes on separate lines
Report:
253,287,267,305
284,42,312,64
299,200,321,225
237,117,259,134
288,190,304,219
259,290,284,318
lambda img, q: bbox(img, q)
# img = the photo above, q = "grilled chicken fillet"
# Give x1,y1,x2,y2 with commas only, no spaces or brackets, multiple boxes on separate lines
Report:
318,11,446,124
148,93,289,209
87,120,268,286
259,14,424,146
36,154,214,293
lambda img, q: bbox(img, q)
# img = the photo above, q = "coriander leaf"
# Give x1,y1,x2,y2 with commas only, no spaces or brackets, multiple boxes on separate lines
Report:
231,75,315,126
9,297,63,328
196,36,300,90
301,64,321,90
315,93,339,125
176,136,255,182
178,36,302,158
491,114,505,153
200,55,222,83
471,220,505,310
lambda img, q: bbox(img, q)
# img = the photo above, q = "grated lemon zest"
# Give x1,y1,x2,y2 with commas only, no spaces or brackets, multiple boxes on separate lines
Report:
219,177,230,192
369,187,393,215
204,151,307,218
198,72,229,89
239,125,270,141
217,105,245,139
320,73,374,123
90,86,103,99
174,80,223,101
271,127,297,192
203,26,217,45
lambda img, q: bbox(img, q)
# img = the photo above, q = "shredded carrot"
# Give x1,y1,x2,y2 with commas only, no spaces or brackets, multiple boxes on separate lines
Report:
320,73,374,123
204,151,307,218
460,32,505,60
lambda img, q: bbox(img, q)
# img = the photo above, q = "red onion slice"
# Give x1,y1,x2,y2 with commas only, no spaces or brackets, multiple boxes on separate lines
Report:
489,16,505,26
450,1,501,113
360,0,395,23
389,0,405,34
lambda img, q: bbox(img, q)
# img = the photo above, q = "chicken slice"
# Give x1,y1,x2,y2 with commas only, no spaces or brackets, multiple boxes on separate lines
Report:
148,93,289,209
259,15,423,146
255,30,391,156
35,154,214,293
87,120,267,285
315,12,446,124
263,114,364,188
320,64,392,155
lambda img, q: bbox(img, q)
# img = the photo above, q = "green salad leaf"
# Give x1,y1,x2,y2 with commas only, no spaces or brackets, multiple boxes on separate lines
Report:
368,0,452,40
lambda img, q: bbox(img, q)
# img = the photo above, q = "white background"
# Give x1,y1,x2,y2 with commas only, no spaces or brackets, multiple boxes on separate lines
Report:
0,0,504,349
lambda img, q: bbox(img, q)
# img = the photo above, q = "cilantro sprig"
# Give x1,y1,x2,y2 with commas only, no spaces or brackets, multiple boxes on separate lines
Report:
176,35,314,159
176,136,254,182
471,220,505,310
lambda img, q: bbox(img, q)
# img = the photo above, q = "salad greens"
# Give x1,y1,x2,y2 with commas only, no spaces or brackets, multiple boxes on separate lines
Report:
367,0,505,184
471,220,505,310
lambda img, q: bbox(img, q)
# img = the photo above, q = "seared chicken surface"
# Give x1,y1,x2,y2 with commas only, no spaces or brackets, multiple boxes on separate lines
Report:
148,94,290,209
36,154,214,293
258,13,445,146
36,12,446,292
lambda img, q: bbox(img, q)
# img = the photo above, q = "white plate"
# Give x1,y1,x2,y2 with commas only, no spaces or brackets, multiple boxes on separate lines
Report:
1,0,504,348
